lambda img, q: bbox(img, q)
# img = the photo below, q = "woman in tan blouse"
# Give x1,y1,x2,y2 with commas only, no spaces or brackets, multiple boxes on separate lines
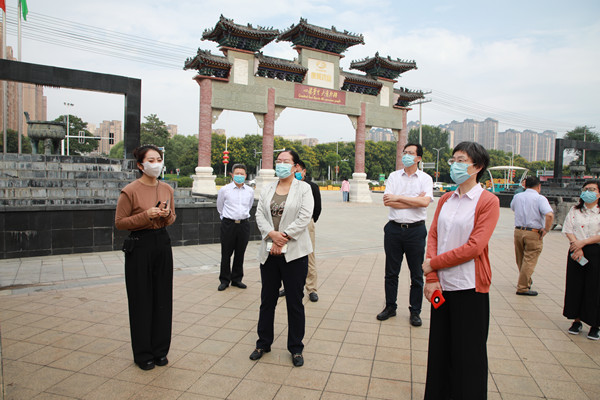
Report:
562,180,600,340
115,145,176,370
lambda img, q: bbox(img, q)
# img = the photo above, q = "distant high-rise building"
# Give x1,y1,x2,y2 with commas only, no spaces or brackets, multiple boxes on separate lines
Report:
446,118,498,148
96,120,122,155
276,134,319,146
167,124,178,138
367,127,395,142
0,33,47,138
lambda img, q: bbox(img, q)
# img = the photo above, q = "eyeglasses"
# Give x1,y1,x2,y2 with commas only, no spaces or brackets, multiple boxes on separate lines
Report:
402,151,417,156
447,158,471,165
275,159,294,165
582,187,599,193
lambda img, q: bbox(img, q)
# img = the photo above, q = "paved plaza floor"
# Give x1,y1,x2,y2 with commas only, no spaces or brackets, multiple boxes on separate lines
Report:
1,191,599,399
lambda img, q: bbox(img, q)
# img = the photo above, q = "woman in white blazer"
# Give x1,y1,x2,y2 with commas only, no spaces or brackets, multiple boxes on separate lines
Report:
250,150,314,367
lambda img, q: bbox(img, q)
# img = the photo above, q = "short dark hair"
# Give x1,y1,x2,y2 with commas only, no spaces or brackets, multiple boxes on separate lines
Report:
575,179,600,211
403,143,423,157
452,141,489,182
280,149,300,165
297,160,306,170
524,176,540,188
133,144,162,174
231,164,247,173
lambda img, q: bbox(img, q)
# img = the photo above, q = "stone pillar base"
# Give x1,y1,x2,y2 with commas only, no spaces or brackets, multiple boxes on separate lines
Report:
192,166,217,196
349,172,373,203
254,169,278,198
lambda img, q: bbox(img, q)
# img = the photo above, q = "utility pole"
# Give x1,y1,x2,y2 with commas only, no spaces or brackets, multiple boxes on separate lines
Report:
411,95,432,146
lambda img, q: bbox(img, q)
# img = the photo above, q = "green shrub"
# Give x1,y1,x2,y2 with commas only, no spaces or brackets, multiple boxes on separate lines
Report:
177,176,193,187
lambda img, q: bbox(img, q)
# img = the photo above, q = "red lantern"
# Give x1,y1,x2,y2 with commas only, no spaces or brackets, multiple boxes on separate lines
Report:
223,150,230,164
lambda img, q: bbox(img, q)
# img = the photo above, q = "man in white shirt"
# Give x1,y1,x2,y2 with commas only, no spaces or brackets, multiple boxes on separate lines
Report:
216,164,255,291
378,143,434,326
510,176,554,296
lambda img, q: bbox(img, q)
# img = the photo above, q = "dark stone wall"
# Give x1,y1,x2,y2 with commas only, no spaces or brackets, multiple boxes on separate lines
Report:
1,203,261,259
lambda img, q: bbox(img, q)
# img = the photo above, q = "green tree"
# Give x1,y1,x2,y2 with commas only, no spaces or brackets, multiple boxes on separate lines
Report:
0,129,32,153
564,126,600,170
53,115,99,155
109,140,124,159
408,125,450,151
140,114,170,148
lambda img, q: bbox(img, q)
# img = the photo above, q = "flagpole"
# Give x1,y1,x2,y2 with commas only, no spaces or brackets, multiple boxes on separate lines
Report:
2,8,7,154
18,1,23,154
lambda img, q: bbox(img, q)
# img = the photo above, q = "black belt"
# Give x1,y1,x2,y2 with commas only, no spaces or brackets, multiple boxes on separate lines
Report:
391,220,425,229
223,217,248,224
129,227,167,237
515,226,540,233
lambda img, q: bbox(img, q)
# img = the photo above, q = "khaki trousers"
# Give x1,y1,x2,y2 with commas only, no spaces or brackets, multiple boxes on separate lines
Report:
305,219,317,294
514,229,544,292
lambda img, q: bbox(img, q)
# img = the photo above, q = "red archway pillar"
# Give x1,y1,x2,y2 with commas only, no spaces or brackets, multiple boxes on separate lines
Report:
349,102,372,203
192,78,217,195
254,88,278,196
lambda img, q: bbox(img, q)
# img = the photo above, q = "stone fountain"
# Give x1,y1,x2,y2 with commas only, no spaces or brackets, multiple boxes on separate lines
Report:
24,111,66,155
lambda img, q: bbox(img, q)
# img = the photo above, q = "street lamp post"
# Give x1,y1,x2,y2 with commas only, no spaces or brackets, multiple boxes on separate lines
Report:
433,147,441,183
63,102,74,155
336,138,342,183
507,144,514,187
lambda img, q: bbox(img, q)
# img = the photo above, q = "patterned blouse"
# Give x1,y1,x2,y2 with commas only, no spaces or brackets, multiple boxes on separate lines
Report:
562,205,600,241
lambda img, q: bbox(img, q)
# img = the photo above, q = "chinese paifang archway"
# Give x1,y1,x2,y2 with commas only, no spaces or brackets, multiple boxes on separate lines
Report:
184,15,424,202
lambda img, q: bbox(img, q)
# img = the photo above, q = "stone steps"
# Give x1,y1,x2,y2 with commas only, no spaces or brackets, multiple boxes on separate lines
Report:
0,154,207,207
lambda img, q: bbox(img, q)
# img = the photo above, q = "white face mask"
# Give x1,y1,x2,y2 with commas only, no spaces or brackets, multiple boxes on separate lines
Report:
141,161,163,178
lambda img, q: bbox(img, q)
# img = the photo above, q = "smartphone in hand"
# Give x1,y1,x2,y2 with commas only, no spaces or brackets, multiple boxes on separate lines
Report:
431,290,445,309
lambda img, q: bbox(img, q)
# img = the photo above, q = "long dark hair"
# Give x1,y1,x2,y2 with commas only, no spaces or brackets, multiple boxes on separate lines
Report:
575,179,600,211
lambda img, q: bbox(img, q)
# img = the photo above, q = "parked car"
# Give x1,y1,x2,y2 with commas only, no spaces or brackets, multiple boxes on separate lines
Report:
433,182,448,190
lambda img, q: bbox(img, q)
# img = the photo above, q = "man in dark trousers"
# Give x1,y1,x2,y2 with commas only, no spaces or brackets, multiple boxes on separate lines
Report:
279,160,322,301
216,164,254,291
378,143,433,326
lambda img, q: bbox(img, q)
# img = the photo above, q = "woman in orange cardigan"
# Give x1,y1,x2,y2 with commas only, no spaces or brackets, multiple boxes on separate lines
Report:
422,142,500,399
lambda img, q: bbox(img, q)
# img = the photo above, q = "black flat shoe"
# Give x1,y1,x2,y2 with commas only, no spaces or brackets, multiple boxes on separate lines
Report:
136,360,155,371
232,281,247,289
155,356,168,366
279,289,286,297
249,348,270,361
292,353,304,367
218,283,228,291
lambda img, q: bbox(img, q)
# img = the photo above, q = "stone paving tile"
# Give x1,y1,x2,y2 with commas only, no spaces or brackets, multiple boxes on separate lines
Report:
2,194,598,399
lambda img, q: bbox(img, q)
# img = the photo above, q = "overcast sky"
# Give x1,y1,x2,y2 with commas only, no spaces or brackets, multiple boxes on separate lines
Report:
5,0,599,143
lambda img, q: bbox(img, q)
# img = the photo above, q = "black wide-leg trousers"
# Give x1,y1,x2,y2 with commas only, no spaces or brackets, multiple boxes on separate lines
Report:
257,255,308,354
424,289,490,400
219,218,250,285
124,228,173,364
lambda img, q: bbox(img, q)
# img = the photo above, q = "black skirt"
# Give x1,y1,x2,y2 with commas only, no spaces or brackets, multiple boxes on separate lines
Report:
563,244,600,327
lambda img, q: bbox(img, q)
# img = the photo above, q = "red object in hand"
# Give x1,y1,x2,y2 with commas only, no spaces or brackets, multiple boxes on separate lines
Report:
431,290,445,309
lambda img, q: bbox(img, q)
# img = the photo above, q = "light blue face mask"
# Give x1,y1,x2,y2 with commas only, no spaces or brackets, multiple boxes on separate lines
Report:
294,172,303,180
275,163,293,178
402,154,416,167
233,175,245,184
450,162,474,185
580,190,598,204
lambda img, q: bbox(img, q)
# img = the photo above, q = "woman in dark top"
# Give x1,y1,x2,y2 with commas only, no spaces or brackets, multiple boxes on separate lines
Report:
115,144,176,370
250,150,314,367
